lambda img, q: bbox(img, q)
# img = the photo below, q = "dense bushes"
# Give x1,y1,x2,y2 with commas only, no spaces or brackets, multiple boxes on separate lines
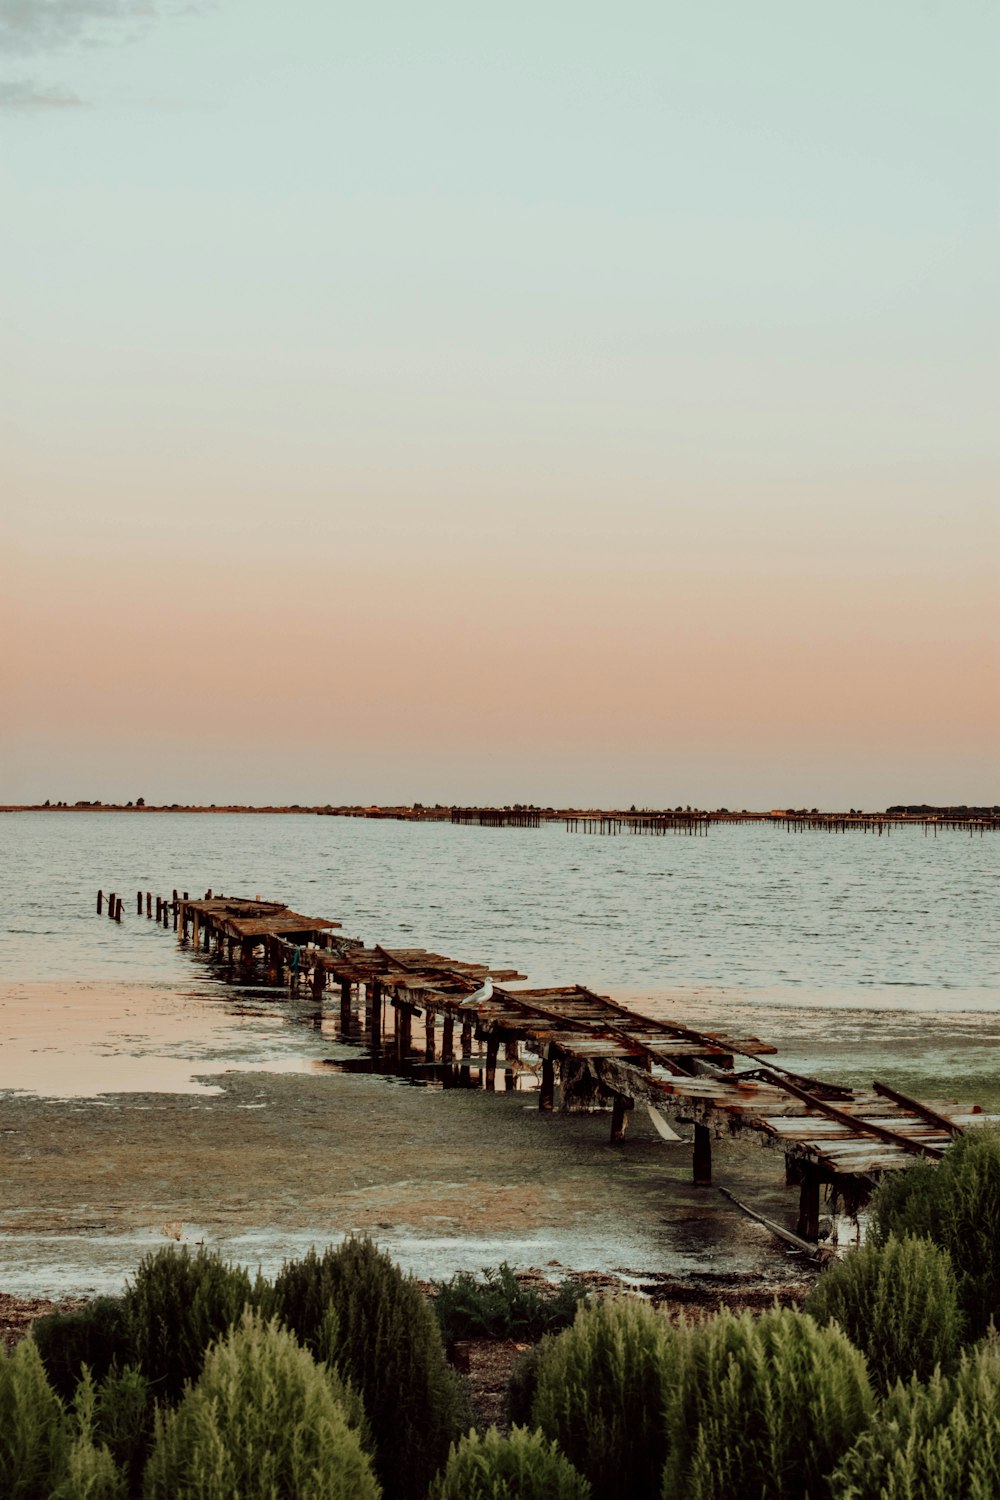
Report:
32,1298,134,1402
429,1426,590,1499
664,1306,874,1500
271,1237,468,1500
432,1264,587,1348
868,1127,1000,1338
143,1312,379,1500
0,1337,69,1499
123,1246,256,1401
532,1296,681,1500
832,1338,1000,1499
806,1234,963,1390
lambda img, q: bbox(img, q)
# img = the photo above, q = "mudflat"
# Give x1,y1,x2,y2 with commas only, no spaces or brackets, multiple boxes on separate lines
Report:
0,1056,804,1299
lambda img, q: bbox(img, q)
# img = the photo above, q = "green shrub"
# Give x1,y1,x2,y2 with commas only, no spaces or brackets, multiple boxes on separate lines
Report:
663,1305,874,1500
142,1311,380,1500
807,1234,963,1390
266,1244,340,1351
832,1336,1000,1499
32,1299,135,1401
0,1336,69,1499
92,1365,154,1494
432,1264,587,1348
123,1245,255,1401
429,1425,591,1499
869,1127,1000,1338
54,1371,126,1500
272,1238,466,1500
532,1296,681,1500
506,1338,552,1429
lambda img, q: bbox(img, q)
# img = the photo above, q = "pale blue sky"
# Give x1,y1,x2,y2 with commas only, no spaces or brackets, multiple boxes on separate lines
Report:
3,2,998,805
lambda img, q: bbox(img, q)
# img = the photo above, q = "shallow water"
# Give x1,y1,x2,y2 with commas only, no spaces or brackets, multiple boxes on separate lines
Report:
1,811,997,1294
1,810,997,1100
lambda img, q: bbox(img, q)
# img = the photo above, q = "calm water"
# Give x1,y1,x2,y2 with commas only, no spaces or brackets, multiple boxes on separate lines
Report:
1,811,999,1105
1,811,997,999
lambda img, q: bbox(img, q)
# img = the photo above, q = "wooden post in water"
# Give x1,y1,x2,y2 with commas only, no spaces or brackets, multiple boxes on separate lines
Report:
797,1164,822,1241
136,891,143,916
610,1095,630,1141
108,892,116,920
539,1055,555,1111
114,896,123,923
424,1008,436,1061
485,1036,499,1091
460,1017,474,1086
97,890,104,915
370,981,383,1057
442,1013,455,1064
172,891,179,931
398,1004,413,1058
340,979,352,1033
693,1124,712,1186
312,960,325,1002
146,892,152,918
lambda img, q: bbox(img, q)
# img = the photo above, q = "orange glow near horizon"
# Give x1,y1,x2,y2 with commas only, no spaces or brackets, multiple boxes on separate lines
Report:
6,545,996,808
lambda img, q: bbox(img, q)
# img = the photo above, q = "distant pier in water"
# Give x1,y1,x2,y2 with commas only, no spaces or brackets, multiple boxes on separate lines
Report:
97,885,1000,1252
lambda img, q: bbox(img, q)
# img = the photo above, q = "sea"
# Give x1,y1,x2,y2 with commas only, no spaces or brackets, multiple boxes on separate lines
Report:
1,810,998,1103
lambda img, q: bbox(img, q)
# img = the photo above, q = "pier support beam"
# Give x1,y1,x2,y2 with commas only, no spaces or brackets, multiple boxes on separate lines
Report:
340,979,352,1033
610,1095,631,1142
369,981,383,1058
312,961,325,1003
539,1056,555,1112
442,1014,455,1064
797,1164,822,1242
397,1004,413,1058
485,1036,499,1091
425,1009,436,1061
693,1124,713,1186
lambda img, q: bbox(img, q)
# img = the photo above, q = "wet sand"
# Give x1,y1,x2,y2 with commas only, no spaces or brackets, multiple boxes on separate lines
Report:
6,972,996,1304
0,1041,803,1299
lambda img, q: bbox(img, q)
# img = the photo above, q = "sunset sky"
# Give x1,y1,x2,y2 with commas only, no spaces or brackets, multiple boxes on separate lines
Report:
4,1,998,808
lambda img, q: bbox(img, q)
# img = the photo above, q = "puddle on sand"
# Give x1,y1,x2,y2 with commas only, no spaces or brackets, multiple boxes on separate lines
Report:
0,980,353,1098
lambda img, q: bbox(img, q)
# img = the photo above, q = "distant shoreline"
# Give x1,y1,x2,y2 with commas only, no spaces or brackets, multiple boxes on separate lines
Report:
2,802,997,821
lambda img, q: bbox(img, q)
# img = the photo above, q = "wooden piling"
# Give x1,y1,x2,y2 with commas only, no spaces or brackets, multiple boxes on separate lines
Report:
146,891,152,918
340,979,352,1033
610,1094,630,1141
312,960,325,1001
693,1123,712,1186
425,1008,437,1060
797,1164,822,1241
136,891,143,915
370,980,383,1056
442,1013,455,1063
485,1036,499,1091
108,892,116,920
540,1055,555,1111
96,890,103,915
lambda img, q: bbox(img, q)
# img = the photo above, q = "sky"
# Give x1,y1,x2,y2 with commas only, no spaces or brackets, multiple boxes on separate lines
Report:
2,0,998,808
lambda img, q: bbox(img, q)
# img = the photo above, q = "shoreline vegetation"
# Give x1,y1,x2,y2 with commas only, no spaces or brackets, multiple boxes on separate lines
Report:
3,802,998,820
6,1133,1000,1500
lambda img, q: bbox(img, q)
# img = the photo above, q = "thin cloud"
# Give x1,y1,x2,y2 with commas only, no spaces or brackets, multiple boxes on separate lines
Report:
0,1,212,111
0,76,84,108
0,1,214,56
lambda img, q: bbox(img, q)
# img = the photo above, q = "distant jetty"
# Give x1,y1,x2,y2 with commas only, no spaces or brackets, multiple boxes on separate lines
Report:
4,801,997,834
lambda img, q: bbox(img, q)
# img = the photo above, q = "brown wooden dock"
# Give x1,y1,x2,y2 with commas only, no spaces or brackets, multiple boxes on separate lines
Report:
105,888,999,1247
